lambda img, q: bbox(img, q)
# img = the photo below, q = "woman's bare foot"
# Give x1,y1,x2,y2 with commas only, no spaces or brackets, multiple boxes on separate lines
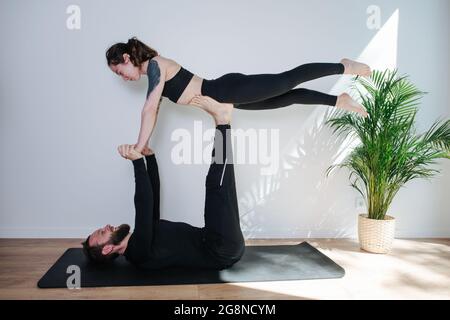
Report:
340,58,372,77
189,95,233,125
336,93,368,118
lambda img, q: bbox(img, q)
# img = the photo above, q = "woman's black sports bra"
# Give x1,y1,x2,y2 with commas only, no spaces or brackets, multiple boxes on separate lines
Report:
153,63,194,103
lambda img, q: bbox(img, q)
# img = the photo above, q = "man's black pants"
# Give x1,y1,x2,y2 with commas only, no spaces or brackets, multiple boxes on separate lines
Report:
202,124,245,268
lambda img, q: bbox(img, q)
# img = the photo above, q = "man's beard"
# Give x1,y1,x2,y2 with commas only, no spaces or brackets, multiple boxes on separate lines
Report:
110,224,130,245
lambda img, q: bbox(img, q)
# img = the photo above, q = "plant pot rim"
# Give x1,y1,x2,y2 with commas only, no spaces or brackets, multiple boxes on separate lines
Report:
359,213,395,221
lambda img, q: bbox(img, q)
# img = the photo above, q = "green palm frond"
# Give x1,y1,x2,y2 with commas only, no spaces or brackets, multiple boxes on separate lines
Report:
326,69,450,219
421,118,450,154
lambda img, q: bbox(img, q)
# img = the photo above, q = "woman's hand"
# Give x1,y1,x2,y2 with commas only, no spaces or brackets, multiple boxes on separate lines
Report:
141,146,154,156
117,144,144,160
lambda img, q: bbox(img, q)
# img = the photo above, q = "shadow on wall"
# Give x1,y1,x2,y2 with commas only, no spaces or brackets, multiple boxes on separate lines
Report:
237,6,404,239
237,106,358,239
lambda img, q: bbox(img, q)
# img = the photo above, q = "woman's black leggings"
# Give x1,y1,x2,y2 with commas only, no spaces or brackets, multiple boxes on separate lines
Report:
201,62,345,110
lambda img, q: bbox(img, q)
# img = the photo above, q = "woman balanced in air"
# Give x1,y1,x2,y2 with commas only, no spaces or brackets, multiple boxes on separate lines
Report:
106,37,371,153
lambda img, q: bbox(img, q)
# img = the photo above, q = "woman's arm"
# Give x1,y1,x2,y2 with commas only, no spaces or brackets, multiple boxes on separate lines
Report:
135,107,157,153
134,59,166,153
143,98,162,147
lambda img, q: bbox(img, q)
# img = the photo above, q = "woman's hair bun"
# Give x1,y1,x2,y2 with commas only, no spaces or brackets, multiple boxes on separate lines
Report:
106,37,159,67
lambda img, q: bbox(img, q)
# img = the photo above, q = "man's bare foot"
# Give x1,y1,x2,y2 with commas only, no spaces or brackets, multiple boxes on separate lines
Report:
336,93,368,118
340,58,372,77
189,95,233,125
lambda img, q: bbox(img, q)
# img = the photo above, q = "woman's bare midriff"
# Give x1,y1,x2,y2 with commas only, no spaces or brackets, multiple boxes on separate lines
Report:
158,55,204,105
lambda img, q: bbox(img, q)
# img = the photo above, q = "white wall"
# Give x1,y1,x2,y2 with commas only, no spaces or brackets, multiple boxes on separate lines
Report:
0,0,449,238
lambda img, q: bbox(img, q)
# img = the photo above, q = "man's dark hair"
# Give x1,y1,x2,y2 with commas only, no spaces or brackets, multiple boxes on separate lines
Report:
81,235,119,265
81,224,130,264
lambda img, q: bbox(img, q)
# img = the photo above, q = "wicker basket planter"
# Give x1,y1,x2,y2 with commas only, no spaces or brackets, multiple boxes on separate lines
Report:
358,214,396,254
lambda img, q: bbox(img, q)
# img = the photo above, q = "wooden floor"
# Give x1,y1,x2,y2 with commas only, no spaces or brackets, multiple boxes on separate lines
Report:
0,238,449,300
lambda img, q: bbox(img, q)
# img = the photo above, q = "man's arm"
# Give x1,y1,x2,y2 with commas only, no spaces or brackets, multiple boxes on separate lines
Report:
131,158,156,249
142,147,161,222
147,155,160,221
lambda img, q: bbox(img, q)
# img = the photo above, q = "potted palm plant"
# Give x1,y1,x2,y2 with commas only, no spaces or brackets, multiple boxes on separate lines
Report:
325,69,450,253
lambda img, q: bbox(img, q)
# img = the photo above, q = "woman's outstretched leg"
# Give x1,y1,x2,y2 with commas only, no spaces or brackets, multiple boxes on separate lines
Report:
200,58,371,104
235,88,338,109
192,89,368,118
234,88,368,117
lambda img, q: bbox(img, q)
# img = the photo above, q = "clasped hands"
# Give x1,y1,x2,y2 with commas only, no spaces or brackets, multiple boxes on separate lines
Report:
117,144,153,160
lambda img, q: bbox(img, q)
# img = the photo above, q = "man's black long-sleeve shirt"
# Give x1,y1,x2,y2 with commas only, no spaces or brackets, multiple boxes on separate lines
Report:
123,155,221,270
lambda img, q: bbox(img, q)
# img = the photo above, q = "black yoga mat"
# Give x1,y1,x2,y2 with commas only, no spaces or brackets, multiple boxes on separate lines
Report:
38,242,345,288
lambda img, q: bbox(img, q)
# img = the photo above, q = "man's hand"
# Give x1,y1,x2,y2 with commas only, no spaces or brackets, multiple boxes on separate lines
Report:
141,146,154,156
118,144,144,160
